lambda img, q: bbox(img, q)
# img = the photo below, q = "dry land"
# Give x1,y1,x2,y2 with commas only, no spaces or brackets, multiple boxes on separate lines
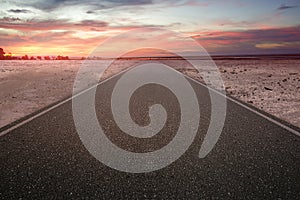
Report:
0,59,299,128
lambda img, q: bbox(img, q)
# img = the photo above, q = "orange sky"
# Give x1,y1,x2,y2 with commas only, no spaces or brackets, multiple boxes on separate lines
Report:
1,0,300,57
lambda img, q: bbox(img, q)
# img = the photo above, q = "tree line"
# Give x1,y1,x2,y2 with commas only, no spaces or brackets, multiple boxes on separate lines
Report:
0,48,69,60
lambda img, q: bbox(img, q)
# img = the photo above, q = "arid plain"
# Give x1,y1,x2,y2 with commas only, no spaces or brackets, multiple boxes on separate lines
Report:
0,58,299,128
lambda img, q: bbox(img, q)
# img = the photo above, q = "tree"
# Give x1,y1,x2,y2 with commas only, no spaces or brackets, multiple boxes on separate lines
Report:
0,48,5,60
56,55,69,60
5,52,12,60
22,55,29,60
44,56,51,60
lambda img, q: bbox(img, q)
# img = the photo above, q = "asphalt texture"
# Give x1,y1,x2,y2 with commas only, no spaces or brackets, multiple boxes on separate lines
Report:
0,70,300,199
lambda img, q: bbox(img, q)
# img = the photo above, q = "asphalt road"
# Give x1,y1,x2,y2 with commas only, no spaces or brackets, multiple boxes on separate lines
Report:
0,70,300,199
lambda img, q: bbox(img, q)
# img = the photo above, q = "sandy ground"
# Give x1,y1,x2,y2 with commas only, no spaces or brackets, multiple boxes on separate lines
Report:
0,59,299,128
186,59,300,127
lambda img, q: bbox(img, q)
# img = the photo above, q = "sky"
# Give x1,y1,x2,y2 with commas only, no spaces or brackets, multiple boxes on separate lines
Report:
0,0,299,57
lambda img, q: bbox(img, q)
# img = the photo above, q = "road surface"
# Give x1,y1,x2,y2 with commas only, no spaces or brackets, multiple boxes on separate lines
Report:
1,70,300,199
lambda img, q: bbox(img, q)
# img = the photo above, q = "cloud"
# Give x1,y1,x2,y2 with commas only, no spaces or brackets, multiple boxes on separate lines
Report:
191,25,300,54
20,0,154,11
277,4,298,10
86,10,95,14
0,17,174,33
75,20,108,27
1,14,300,56
0,19,71,31
38,0,208,9
213,19,253,27
8,9,31,13
162,0,209,8
0,30,107,56
255,42,300,49
193,26,300,43
0,19,109,31
0,17,21,23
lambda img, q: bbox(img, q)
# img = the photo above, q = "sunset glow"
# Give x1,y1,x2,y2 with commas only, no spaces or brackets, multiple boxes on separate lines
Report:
0,0,300,57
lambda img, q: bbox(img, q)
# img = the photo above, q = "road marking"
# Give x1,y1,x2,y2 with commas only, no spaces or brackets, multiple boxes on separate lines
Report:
0,69,128,136
184,75,300,137
1,67,299,137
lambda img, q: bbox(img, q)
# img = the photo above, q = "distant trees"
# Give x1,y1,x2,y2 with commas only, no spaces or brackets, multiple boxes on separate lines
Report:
5,52,12,59
0,48,5,59
21,55,29,60
14,55,69,60
44,56,51,60
0,48,14,60
0,47,70,60
55,55,69,60
42,55,69,60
